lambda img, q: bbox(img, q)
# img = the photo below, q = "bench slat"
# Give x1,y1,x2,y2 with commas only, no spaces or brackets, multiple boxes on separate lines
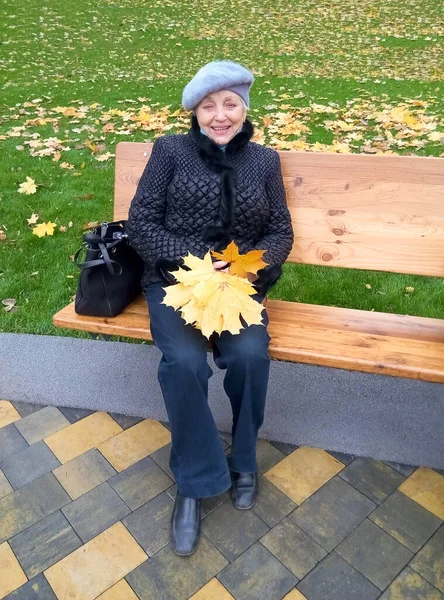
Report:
53,298,444,383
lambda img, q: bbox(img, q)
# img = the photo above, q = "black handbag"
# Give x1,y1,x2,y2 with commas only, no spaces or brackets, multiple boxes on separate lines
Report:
74,220,144,317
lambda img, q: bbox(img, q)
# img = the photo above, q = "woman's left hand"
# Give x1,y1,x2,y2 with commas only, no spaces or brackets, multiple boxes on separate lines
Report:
247,272,259,283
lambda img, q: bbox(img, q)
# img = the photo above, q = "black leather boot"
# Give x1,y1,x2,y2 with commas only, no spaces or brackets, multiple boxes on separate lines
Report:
171,494,201,556
230,470,259,510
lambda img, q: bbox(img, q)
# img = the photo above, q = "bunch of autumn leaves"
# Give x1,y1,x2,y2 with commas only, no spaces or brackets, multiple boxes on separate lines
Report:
161,241,268,339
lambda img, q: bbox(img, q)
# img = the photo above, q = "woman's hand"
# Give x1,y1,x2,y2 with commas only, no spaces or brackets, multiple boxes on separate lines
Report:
213,260,230,273
247,272,259,283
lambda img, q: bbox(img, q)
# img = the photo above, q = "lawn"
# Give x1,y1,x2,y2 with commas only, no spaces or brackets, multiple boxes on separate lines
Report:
1,0,443,339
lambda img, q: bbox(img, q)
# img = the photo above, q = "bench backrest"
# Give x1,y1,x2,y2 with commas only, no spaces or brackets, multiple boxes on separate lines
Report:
114,142,444,278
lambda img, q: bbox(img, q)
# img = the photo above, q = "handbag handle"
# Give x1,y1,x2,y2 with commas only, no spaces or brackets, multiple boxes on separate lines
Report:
74,221,128,275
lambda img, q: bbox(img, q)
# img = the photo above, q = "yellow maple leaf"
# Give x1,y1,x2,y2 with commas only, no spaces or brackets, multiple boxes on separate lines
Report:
32,222,57,237
18,177,38,195
161,249,264,338
211,240,268,278
26,213,39,225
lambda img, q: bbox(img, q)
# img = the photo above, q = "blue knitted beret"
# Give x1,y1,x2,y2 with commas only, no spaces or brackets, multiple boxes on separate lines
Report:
182,60,254,111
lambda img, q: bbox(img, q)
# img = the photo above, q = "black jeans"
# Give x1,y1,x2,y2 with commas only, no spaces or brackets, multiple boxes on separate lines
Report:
145,282,271,498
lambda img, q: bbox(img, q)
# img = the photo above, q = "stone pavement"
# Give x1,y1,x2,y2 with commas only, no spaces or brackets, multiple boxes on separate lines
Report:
0,400,443,600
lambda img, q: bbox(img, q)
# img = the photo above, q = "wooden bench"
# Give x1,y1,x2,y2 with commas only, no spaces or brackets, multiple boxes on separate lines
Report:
53,143,444,384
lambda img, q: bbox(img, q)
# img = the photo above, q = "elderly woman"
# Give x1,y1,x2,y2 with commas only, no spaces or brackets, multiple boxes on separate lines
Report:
126,60,294,556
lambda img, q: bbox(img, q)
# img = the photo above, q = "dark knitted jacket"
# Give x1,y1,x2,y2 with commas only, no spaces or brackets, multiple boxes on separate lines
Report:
126,115,294,296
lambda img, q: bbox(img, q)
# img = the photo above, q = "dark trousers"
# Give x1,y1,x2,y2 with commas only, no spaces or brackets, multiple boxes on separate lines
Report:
145,282,271,498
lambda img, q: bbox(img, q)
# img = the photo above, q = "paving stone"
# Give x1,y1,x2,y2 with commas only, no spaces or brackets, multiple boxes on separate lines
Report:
53,448,117,500
9,510,82,578
189,578,235,599
383,460,418,477
410,525,444,593
369,490,442,553
218,542,297,600
0,424,28,460
252,476,297,528
336,518,414,590
166,484,230,518
14,406,70,445
218,430,232,446
109,456,173,511
4,573,58,599
58,406,96,423
126,534,228,600
150,442,175,479
339,457,405,504
290,476,376,552
0,470,13,499
261,517,327,579
44,521,147,600
269,440,299,456
95,578,139,599
201,500,269,562
0,401,21,428
379,566,444,600
326,450,356,466
264,447,344,505
256,439,286,474
282,590,308,600
109,412,144,429
10,401,46,418
0,472,71,543
122,491,174,556
98,419,171,472
44,412,123,464
0,541,27,598
297,551,381,600
399,468,444,520
0,440,60,490
62,481,131,543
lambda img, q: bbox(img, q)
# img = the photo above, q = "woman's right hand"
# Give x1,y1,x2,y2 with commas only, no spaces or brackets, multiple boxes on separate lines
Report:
212,260,230,273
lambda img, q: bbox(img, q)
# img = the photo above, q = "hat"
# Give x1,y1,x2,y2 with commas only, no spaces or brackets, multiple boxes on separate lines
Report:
182,60,254,111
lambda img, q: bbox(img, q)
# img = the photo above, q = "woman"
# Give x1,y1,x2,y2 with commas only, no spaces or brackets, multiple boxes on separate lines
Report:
126,60,294,556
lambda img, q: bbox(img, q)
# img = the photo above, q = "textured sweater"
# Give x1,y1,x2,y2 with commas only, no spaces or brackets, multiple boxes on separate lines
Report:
126,116,294,293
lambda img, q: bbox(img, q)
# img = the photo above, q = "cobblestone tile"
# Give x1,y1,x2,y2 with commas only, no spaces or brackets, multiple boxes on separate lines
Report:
399,468,444,520
269,440,299,455
0,472,71,543
218,542,297,600
44,412,122,464
339,457,406,504
0,541,27,598
0,440,60,490
52,448,117,500
326,450,356,465
98,419,171,472
201,500,269,562
336,518,414,590
0,469,13,499
409,525,444,593
264,447,344,504
109,412,144,430
58,406,96,423
0,424,28,461
297,551,381,600
62,481,131,543
9,510,82,578
95,578,139,599
150,442,176,479
44,522,147,600
256,439,286,474
383,461,418,477
3,572,58,599
165,484,231,518
10,401,46,418
260,517,327,579
290,476,376,552
189,578,235,599
0,401,21,428
109,456,173,511
252,476,297,528
122,491,174,556
14,406,70,445
379,566,444,599
126,534,228,600
369,490,442,552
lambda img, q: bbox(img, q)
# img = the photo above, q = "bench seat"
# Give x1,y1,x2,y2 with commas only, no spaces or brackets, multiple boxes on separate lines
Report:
53,296,444,383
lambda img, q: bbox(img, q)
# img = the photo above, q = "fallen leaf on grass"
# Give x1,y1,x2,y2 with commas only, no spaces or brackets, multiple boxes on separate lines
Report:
2,298,17,312
0,230,6,241
32,221,57,237
60,162,74,169
76,193,95,200
95,152,115,162
18,176,37,195
26,213,39,225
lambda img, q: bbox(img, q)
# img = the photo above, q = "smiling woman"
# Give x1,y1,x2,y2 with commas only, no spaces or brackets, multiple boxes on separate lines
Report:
194,90,248,146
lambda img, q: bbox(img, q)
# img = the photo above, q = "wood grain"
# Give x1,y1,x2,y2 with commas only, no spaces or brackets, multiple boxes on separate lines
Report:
53,297,444,383
114,142,444,277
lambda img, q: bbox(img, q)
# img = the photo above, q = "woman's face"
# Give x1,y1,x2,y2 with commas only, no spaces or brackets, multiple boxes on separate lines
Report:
195,89,247,145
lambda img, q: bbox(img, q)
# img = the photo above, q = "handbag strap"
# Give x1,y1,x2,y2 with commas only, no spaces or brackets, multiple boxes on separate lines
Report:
74,241,123,275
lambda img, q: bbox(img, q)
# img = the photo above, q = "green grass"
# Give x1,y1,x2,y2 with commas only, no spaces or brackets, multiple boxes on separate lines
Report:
1,0,443,338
